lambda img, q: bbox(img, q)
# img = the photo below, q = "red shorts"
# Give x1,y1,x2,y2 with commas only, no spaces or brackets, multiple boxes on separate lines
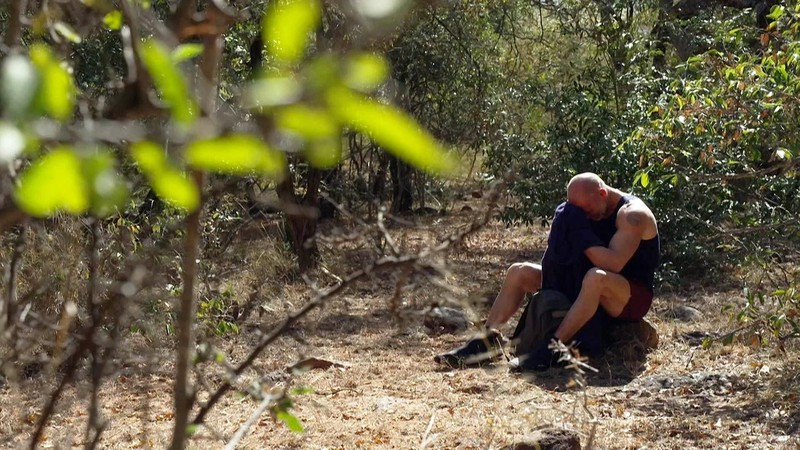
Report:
617,279,653,321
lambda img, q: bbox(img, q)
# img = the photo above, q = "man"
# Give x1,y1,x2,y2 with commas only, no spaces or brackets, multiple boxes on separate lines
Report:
435,172,660,371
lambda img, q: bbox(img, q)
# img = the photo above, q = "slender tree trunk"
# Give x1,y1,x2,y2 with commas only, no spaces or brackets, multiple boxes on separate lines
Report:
171,172,204,450
390,156,413,214
3,0,28,50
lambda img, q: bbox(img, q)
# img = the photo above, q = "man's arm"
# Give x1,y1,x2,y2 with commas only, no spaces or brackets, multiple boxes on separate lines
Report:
584,206,646,273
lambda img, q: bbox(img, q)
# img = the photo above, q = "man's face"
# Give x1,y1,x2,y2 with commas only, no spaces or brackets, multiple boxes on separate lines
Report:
568,187,607,221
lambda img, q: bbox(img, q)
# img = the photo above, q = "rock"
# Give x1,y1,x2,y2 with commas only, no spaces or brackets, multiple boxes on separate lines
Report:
286,357,350,373
666,305,703,322
460,205,474,212
423,307,472,333
503,428,581,450
607,319,659,350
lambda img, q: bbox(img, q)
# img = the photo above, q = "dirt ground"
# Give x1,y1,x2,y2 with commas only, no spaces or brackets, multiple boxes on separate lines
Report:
1,208,799,449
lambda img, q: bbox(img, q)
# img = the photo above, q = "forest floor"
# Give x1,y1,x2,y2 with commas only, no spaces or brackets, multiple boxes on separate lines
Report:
1,200,799,449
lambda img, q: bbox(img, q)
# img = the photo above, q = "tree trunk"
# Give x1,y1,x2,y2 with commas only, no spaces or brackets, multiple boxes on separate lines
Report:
389,156,413,214
276,167,321,272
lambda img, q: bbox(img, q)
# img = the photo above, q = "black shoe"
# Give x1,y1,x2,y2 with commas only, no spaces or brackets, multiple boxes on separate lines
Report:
434,329,505,368
510,335,563,372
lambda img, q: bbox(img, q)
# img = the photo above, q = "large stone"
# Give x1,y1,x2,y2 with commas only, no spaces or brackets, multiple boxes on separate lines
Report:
666,305,703,322
503,428,581,450
607,319,659,350
423,306,472,333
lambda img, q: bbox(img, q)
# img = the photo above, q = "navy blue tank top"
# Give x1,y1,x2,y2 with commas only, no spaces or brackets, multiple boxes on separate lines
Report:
591,195,660,292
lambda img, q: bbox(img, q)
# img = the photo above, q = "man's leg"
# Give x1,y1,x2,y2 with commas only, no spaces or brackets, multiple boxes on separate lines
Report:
515,267,630,371
554,267,630,343
434,262,541,367
485,262,542,329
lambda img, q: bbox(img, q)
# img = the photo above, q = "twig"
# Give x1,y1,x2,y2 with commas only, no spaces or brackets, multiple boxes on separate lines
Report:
29,340,90,449
418,411,437,449
171,172,206,450
223,393,278,450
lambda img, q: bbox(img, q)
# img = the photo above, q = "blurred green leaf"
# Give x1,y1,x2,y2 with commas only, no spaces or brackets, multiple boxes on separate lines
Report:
186,134,286,178
327,87,454,174
131,140,167,174
245,76,303,108
276,410,304,433
277,105,338,139
29,44,76,121
305,139,342,169
54,22,82,43
131,141,200,211
343,53,388,92
103,11,123,30
172,44,204,63
83,150,129,217
0,54,39,119
15,147,88,217
140,39,197,125
263,0,321,65
0,122,26,163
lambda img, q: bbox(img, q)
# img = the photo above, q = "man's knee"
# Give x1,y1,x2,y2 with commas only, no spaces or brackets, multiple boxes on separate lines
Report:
582,267,610,289
506,262,541,291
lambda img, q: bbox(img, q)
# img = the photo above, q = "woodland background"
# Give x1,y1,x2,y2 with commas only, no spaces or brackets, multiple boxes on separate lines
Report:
0,0,799,448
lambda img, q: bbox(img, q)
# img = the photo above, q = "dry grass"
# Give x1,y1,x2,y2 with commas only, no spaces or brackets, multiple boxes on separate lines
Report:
1,208,800,449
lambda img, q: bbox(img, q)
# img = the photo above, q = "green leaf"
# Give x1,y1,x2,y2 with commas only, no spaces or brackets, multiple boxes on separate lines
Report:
83,149,129,217
0,122,26,163
15,147,88,217
103,11,123,30
276,410,304,433
640,171,650,188
54,22,82,43
29,44,76,121
150,170,200,211
291,386,314,395
343,53,389,92
131,141,200,211
766,5,785,20
245,76,303,108
326,86,454,174
263,0,321,65
1,54,40,119
140,39,197,125
185,424,199,436
172,44,204,63
185,134,286,178
305,139,342,169
131,141,167,175
277,105,338,140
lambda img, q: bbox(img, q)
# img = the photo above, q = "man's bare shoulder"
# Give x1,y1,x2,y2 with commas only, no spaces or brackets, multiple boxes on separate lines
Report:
617,199,658,236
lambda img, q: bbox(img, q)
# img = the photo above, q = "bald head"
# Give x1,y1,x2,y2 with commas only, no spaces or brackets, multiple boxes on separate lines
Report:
567,172,608,220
